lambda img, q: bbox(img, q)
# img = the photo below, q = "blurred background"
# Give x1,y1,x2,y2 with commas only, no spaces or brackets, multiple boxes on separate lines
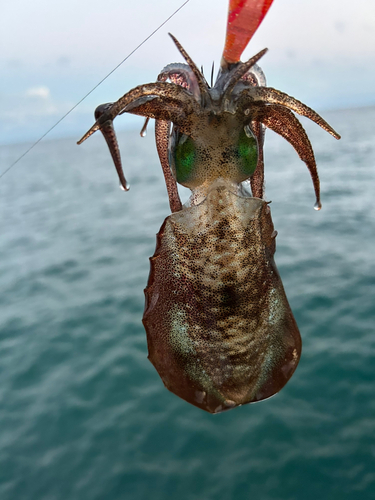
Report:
0,1,374,499
1,0,374,144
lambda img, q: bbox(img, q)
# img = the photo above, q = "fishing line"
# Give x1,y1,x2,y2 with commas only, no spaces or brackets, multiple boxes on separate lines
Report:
0,0,191,181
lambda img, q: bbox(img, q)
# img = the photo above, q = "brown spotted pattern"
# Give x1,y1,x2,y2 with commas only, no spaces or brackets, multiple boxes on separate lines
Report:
78,34,339,414
143,180,301,413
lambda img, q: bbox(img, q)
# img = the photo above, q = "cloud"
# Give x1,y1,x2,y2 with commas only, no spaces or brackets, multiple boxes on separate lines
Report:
56,56,71,67
0,86,59,136
334,22,346,34
26,86,51,99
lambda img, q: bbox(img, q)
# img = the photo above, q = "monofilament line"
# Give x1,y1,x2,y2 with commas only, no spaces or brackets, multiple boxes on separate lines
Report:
0,0,191,181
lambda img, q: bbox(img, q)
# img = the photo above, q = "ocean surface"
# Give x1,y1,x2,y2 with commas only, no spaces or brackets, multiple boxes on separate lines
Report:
0,106,374,500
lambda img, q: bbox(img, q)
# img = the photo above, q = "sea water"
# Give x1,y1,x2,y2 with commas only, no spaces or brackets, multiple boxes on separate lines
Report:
0,106,374,500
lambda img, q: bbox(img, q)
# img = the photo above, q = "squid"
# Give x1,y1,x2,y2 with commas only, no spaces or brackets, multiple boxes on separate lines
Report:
78,0,340,413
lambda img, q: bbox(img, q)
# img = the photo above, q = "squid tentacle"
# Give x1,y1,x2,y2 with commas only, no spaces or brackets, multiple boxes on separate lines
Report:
221,48,268,97
118,95,189,130
92,105,129,192
115,83,200,124
250,104,322,209
249,120,265,199
237,63,267,199
140,63,198,139
77,35,340,212
168,33,210,102
139,63,201,193
77,82,200,193
153,65,197,212
155,120,182,213
239,86,341,139
77,81,200,144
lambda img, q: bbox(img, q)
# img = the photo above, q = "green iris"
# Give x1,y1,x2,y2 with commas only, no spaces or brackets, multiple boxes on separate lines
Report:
172,132,197,184
237,126,258,177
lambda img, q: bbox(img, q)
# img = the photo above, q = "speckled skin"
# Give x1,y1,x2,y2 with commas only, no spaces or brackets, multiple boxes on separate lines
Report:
78,31,339,413
143,179,301,413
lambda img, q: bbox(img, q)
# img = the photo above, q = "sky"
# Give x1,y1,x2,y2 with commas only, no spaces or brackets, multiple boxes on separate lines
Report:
1,0,375,145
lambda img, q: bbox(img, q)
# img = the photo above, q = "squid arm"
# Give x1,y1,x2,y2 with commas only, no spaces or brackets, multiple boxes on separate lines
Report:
249,103,322,209
77,81,200,193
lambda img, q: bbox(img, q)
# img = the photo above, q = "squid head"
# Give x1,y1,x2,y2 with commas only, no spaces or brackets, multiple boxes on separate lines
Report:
78,32,339,211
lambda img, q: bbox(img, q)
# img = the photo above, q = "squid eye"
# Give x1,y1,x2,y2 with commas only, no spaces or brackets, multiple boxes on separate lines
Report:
237,125,258,177
170,131,197,184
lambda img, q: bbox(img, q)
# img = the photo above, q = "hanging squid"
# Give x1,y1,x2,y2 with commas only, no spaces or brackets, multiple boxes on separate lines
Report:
78,0,340,413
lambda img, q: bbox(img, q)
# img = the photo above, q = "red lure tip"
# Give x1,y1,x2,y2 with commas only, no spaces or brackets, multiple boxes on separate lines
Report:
222,0,274,65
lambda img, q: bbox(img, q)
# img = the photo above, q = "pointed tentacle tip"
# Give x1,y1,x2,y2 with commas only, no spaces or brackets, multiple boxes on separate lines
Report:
247,47,268,69
314,200,322,211
333,131,341,140
168,32,179,46
168,33,186,58
325,124,341,140
77,103,114,145
119,181,130,192
168,32,196,63
256,47,268,60
77,123,100,145
140,117,149,137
